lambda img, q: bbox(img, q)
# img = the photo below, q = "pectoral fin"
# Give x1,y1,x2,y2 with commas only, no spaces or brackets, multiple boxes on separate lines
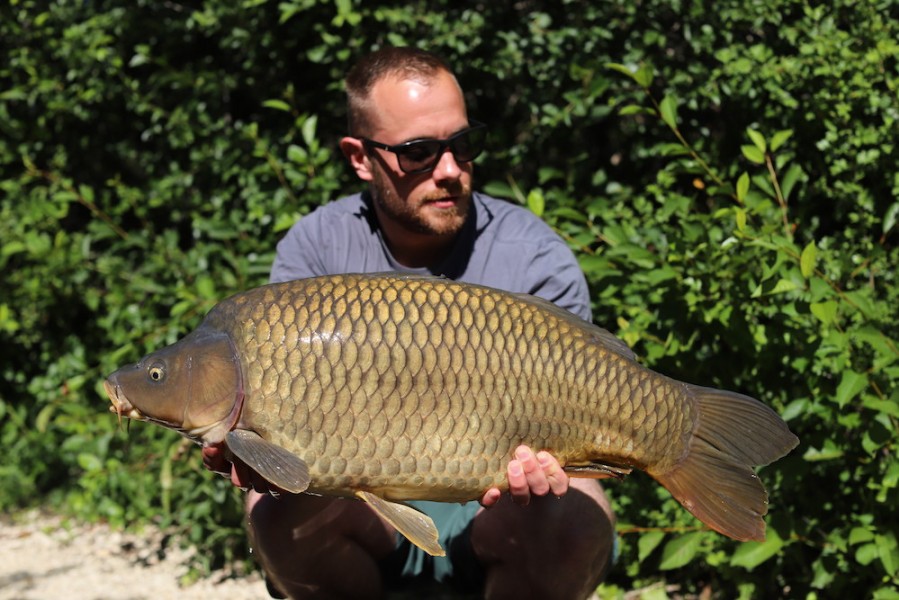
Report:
355,491,445,557
564,461,633,479
225,429,310,494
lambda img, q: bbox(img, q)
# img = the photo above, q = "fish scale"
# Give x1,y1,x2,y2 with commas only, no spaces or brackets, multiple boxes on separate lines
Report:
104,273,798,555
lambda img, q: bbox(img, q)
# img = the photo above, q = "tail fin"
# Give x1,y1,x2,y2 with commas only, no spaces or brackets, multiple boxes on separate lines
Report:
651,385,799,541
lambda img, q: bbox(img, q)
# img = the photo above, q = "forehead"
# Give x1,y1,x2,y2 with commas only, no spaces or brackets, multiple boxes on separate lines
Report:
366,71,468,143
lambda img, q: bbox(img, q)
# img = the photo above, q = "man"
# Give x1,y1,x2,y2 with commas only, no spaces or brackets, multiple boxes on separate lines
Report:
204,47,615,599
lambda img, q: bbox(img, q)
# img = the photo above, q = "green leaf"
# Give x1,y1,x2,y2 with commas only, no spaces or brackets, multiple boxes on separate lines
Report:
877,533,899,576
35,405,55,433
638,530,665,562
263,99,291,112
169,299,195,318
862,397,899,419
780,164,803,201
731,528,784,570
77,453,103,472
799,241,817,278
287,144,308,163
735,207,747,231
736,172,750,203
884,202,899,236
659,532,704,570
811,559,835,588
872,587,899,600
659,95,678,130
301,114,318,147
606,62,653,87
618,104,649,116
781,398,809,422
548,207,587,223
857,542,880,566
769,278,800,295
641,587,671,600
527,189,545,217
78,184,95,205
606,62,638,80
803,440,845,461
741,145,766,164
747,128,767,153
634,64,654,88
850,527,876,545
810,300,839,325
835,370,868,407
196,275,216,300
160,450,174,491
770,129,793,152
853,327,897,361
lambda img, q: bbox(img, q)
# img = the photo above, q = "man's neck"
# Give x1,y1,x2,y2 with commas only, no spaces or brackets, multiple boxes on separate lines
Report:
379,220,457,269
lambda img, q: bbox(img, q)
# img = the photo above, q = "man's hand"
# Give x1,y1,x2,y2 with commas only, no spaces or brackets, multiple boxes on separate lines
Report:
201,442,284,495
480,445,569,508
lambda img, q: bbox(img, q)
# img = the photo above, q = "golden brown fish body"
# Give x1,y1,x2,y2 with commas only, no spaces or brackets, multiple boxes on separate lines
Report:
105,273,798,554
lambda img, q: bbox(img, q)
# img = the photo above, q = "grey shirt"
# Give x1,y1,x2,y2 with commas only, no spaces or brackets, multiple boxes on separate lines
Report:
270,191,591,321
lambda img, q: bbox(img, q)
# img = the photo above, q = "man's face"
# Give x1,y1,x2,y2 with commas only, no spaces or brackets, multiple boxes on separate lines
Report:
362,70,474,238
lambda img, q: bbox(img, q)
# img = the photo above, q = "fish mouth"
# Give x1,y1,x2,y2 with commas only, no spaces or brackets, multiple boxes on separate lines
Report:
104,378,144,423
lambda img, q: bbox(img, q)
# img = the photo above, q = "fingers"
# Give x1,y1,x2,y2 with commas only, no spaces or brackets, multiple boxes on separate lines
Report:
480,487,503,508
507,445,569,506
229,456,282,495
538,450,569,497
204,443,279,495
201,443,232,477
231,460,253,489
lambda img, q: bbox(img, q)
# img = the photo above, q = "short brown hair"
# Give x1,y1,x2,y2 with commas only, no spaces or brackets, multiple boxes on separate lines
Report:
345,47,457,136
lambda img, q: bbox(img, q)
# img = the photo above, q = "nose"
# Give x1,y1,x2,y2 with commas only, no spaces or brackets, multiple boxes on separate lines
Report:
431,147,462,183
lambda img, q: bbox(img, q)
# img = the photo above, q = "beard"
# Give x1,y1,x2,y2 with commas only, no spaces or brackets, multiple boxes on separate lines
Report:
370,168,472,237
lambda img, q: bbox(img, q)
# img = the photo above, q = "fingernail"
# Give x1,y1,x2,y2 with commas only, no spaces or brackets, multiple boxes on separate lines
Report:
509,461,522,477
537,452,551,467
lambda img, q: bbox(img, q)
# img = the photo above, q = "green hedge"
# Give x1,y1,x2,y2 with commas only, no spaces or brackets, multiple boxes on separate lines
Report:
2,1,897,596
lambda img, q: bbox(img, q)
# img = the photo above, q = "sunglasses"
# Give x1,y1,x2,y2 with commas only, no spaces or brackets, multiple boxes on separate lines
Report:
361,121,487,174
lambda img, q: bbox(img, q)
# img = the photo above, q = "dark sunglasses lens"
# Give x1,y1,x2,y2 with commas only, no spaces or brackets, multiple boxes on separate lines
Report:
397,141,442,172
393,125,486,173
450,127,485,162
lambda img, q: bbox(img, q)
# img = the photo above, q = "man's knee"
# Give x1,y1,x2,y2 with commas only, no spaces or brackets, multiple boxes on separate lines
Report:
470,485,615,599
246,493,397,599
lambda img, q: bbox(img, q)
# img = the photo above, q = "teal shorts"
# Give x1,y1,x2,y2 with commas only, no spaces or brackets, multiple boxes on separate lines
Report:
379,500,485,592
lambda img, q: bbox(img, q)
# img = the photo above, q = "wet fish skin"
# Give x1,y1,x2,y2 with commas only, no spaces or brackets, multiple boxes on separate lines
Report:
104,273,799,554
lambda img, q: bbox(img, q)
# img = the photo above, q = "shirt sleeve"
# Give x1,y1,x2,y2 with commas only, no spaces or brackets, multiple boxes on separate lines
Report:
528,236,592,322
269,215,328,284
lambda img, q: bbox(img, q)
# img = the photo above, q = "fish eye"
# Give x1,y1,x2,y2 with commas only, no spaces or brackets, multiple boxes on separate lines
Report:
148,362,166,383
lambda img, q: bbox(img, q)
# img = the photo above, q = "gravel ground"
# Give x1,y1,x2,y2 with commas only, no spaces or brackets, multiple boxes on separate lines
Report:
0,510,268,600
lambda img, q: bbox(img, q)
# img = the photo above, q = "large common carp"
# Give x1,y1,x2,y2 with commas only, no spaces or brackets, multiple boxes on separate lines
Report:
104,273,798,556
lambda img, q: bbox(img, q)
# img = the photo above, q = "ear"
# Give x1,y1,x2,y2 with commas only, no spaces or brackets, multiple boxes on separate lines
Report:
340,136,374,182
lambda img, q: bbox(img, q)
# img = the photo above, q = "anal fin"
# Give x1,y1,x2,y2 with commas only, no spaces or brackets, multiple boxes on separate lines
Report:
225,429,310,494
355,491,445,557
